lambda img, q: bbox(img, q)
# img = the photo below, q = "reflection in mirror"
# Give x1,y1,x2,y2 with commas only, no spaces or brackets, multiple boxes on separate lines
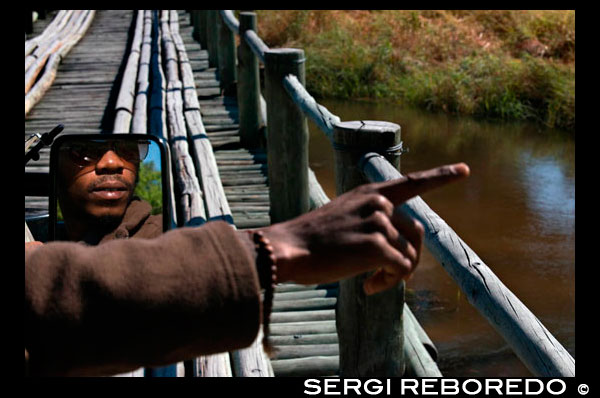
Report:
49,134,169,244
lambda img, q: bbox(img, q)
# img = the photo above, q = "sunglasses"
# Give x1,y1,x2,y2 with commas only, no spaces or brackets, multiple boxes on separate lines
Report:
61,140,150,168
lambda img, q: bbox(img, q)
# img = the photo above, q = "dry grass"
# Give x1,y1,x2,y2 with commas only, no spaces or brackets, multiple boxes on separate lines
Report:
254,10,575,131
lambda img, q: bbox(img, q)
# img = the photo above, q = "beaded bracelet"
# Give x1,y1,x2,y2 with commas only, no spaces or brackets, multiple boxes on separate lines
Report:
247,230,277,356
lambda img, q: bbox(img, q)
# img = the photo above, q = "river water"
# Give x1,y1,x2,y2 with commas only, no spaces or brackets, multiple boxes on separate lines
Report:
307,98,575,377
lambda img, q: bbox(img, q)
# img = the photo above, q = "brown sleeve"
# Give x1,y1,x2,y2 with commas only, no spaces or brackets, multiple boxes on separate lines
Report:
24,221,261,376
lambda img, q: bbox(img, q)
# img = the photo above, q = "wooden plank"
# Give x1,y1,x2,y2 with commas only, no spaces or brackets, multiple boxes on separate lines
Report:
273,344,339,360
270,356,339,377
275,283,339,293
272,298,337,312
161,12,206,227
270,321,337,336
403,305,442,377
271,309,336,324
25,11,96,115
113,10,144,133
24,9,132,145
196,354,232,377
274,289,338,301
132,10,152,134
167,10,271,377
269,334,339,346
229,327,274,377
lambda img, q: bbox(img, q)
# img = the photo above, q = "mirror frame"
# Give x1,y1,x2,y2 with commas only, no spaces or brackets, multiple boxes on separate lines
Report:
48,133,171,242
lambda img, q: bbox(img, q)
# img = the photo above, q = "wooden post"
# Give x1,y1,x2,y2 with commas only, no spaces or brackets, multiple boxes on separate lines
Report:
191,11,199,41
197,10,208,49
362,154,575,377
217,11,237,95
264,48,309,223
206,10,218,68
332,120,405,377
237,12,262,148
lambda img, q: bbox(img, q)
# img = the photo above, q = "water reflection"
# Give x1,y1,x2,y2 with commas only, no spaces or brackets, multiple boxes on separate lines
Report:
520,152,575,234
308,98,575,377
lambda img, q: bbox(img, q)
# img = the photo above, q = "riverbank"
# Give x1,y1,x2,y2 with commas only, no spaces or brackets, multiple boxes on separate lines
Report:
256,10,575,133
306,97,574,377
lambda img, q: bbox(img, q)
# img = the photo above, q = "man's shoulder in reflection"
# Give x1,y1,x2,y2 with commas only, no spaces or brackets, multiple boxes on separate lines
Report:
57,197,163,243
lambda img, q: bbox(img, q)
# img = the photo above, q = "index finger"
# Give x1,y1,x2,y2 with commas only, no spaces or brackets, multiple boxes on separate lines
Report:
373,163,470,205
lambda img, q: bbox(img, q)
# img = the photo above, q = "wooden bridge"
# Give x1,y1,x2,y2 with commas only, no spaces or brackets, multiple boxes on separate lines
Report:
25,10,575,377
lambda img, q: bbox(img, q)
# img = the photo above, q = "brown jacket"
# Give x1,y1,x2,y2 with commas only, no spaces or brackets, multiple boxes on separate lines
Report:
56,197,163,243
98,197,163,243
24,221,261,376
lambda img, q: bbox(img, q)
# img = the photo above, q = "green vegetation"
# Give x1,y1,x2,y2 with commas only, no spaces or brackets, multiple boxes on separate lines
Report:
134,160,163,215
256,10,575,132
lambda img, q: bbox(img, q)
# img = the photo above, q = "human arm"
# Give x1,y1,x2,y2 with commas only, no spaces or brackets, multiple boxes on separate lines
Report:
24,162,469,376
25,221,261,376
256,163,470,295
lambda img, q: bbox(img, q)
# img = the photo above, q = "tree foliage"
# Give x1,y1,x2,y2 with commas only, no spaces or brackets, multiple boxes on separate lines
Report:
134,160,163,215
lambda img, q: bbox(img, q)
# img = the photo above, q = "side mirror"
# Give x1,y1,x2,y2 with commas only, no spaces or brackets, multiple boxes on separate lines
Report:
48,134,171,243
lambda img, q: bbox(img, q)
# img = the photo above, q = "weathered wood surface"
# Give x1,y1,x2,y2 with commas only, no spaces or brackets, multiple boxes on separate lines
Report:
25,11,96,115
243,29,268,64
26,11,69,56
264,48,310,224
361,153,575,377
177,11,271,230
236,12,263,148
333,121,405,378
170,10,234,225
270,334,339,346
219,10,239,34
25,11,73,91
195,10,436,377
25,10,135,218
216,11,237,93
24,9,442,379
131,11,153,134
113,10,144,133
305,162,442,377
164,10,233,376
173,10,274,377
404,309,443,377
161,11,207,228
283,74,340,141
270,356,339,377
181,11,351,376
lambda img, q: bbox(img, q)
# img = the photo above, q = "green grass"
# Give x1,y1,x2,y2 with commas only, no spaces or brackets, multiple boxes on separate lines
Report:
255,10,575,132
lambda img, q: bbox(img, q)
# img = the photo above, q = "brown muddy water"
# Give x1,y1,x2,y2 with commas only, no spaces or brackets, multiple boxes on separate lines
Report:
307,98,575,377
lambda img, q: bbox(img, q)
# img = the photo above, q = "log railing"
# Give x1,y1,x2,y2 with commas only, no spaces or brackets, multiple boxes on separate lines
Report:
25,9,575,378
109,10,275,377
25,10,95,116
204,9,575,377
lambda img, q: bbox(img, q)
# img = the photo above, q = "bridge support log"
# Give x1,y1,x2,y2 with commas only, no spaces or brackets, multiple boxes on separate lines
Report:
195,10,208,49
206,10,219,67
237,12,263,148
217,11,237,95
191,11,199,42
333,120,405,377
264,48,309,223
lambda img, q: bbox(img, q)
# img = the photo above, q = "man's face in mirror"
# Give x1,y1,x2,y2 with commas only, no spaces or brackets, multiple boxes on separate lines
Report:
57,140,147,228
